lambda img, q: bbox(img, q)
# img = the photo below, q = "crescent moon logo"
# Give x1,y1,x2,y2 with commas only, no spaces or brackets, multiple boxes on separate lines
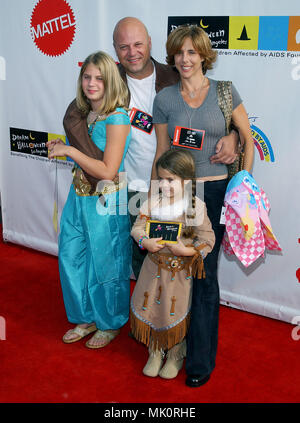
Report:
200,19,209,29
29,132,35,140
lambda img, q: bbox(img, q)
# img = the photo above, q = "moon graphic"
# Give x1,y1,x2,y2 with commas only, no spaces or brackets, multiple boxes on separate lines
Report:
200,19,209,29
29,132,35,140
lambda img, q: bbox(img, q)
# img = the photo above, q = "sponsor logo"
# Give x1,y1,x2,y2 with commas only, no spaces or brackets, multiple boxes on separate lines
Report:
10,127,68,160
30,0,76,57
168,16,229,49
168,16,300,52
10,128,48,157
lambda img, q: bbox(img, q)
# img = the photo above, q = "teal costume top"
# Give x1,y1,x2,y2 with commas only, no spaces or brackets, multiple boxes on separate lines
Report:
58,108,132,330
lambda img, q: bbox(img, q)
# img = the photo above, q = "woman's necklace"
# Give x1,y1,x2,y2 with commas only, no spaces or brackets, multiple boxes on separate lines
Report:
181,75,206,99
180,76,206,128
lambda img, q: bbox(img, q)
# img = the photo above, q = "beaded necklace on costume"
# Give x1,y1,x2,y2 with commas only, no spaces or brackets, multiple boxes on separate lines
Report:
87,110,107,136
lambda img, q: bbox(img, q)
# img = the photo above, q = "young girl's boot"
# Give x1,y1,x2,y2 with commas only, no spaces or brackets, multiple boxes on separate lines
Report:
158,340,186,379
143,347,165,377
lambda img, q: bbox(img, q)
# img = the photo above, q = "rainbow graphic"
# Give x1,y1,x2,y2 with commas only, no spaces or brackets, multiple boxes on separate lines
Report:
251,124,274,162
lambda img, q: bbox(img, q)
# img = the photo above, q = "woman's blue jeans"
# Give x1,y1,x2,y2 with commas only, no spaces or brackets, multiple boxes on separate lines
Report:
186,178,228,378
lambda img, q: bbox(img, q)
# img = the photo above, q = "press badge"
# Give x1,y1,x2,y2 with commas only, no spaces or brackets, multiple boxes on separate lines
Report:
219,206,226,225
173,126,205,150
129,107,153,134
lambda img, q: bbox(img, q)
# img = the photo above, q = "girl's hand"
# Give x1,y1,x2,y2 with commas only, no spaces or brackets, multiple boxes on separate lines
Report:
142,237,165,253
47,139,68,159
46,138,64,149
167,237,195,257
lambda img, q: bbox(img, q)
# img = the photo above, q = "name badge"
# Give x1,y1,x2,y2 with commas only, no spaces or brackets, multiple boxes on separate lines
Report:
129,107,153,134
219,206,226,225
146,220,182,244
173,126,205,150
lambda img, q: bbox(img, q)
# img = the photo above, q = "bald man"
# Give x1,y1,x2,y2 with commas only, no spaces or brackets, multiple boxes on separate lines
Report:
113,17,154,80
112,18,180,280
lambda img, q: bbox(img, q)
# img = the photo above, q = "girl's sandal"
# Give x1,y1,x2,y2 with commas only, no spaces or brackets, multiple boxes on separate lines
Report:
62,324,97,344
85,329,120,349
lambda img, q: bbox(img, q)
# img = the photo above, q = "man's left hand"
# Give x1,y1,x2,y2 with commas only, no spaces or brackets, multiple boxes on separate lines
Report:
210,130,239,164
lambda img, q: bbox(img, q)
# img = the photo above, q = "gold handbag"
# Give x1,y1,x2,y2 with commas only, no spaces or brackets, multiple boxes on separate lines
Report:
217,80,244,179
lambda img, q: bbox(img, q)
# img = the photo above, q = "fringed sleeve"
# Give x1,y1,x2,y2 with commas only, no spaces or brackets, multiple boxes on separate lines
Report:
130,195,161,243
130,199,151,243
191,197,215,257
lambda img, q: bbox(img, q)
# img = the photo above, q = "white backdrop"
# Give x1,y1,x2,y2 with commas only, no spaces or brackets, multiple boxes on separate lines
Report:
0,0,299,324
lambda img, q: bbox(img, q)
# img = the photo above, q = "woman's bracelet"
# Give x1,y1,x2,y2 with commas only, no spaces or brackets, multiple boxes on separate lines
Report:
138,235,149,250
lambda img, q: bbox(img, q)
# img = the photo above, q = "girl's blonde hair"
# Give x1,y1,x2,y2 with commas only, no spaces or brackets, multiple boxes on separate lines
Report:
156,149,197,238
166,25,217,74
76,51,129,115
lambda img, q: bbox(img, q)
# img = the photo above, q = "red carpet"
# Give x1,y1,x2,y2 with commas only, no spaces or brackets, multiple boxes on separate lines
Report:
0,230,299,403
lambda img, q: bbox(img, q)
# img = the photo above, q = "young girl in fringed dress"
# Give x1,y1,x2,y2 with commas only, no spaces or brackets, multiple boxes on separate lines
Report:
130,149,215,379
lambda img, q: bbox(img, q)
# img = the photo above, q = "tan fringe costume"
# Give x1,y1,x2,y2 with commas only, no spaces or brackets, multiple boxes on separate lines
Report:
130,195,215,352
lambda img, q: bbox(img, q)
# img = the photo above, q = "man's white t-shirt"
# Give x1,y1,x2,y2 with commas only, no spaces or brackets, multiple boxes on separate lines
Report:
124,67,157,192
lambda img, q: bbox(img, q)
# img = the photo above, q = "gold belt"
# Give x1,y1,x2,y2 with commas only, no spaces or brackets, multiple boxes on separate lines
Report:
72,167,125,197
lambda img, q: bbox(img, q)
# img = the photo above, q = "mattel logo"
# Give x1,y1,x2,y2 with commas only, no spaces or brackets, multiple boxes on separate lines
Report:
30,0,76,57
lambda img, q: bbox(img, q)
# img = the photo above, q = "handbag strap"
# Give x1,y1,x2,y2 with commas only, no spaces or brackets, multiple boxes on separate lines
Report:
217,80,233,135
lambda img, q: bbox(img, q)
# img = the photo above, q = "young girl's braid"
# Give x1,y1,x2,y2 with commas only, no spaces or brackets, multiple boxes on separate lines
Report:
183,178,196,238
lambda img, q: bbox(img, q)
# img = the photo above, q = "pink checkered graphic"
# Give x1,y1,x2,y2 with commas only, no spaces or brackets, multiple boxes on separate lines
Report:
223,207,266,267
222,173,281,267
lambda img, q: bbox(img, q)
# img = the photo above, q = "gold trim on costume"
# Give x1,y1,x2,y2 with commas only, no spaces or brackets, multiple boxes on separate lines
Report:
72,167,125,197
